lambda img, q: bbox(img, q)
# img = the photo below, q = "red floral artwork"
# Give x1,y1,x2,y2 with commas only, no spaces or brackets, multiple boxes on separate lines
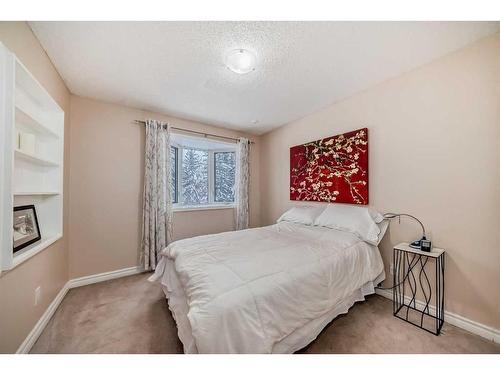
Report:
290,128,368,204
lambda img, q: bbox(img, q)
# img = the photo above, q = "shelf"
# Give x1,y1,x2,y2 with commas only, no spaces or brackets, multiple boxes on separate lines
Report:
14,191,60,196
15,105,60,139
14,149,59,167
11,233,63,269
15,58,63,114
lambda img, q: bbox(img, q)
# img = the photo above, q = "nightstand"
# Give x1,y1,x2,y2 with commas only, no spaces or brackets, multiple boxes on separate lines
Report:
393,243,445,335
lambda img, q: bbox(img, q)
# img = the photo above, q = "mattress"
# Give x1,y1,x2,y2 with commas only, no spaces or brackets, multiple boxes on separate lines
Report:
149,222,385,353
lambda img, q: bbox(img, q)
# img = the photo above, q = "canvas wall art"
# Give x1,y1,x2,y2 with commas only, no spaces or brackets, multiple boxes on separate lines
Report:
290,128,368,204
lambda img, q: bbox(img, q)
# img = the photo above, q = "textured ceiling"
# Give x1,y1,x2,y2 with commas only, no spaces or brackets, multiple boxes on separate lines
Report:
29,21,500,134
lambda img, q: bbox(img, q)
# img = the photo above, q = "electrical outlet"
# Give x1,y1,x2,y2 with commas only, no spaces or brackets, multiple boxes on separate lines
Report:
389,263,394,276
34,286,42,306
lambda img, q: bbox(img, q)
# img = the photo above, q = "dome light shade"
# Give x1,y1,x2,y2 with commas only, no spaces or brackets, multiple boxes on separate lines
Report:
225,49,256,74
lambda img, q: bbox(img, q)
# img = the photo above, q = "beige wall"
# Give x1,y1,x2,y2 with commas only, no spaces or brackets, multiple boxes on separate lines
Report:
0,22,71,353
260,33,500,330
69,96,260,279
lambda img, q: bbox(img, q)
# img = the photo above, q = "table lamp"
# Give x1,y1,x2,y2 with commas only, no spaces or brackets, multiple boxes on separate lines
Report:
383,213,428,250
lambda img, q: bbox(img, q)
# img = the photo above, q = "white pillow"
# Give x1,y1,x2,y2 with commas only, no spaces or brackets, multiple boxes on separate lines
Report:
277,206,326,226
313,204,383,245
365,209,388,245
376,219,389,245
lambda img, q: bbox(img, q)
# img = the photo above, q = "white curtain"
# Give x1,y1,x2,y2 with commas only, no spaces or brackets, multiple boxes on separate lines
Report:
235,138,250,230
141,119,173,271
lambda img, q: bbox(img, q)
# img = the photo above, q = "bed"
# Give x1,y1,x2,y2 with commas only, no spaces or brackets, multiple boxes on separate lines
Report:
149,207,386,354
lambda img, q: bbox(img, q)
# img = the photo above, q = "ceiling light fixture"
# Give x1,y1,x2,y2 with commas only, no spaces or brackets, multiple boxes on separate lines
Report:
225,49,256,74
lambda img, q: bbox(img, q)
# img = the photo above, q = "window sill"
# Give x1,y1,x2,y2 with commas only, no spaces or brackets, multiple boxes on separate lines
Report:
173,205,235,213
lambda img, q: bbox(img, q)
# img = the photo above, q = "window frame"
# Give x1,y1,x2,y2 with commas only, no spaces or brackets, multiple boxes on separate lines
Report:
170,142,236,210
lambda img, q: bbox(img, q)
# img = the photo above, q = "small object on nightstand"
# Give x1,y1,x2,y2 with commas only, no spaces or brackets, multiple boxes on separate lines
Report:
393,243,445,335
420,239,432,252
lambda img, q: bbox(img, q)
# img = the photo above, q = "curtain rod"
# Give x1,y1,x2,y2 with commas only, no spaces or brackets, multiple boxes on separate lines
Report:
134,120,254,144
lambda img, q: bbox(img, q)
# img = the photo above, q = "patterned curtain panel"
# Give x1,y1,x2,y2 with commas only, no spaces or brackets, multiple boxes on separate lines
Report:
235,138,250,230
141,119,173,271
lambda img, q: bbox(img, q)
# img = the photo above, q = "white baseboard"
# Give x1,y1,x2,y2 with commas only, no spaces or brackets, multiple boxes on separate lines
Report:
68,266,144,289
16,281,70,354
375,289,500,344
16,265,144,354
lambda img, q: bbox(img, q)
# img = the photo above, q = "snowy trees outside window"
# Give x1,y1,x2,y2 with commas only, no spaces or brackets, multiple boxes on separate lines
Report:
181,148,209,205
170,143,236,207
214,152,236,203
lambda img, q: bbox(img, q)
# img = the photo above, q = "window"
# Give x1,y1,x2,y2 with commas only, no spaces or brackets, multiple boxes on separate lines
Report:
170,135,236,209
181,148,209,205
214,152,236,203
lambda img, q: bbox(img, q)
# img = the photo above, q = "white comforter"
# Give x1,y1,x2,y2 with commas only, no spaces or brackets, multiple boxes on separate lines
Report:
151,222,384,353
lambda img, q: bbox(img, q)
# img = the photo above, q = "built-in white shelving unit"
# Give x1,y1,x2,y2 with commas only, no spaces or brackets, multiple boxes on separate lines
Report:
0,42,64,272
14,148,60,167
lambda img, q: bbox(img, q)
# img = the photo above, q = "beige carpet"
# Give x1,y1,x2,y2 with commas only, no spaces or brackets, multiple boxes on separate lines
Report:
31,273,500,354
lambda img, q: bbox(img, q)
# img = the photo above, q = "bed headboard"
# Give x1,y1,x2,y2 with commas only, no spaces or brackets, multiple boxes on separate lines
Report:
290,128,368,205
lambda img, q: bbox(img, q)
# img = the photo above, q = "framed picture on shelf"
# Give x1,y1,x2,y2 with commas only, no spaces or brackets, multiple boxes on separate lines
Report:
13,205,41,253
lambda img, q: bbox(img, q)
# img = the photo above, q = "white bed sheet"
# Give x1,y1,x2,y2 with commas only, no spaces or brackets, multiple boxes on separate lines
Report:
150,222,385,353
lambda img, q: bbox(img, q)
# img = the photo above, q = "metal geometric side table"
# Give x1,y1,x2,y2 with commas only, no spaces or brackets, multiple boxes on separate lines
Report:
393,243,445,335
